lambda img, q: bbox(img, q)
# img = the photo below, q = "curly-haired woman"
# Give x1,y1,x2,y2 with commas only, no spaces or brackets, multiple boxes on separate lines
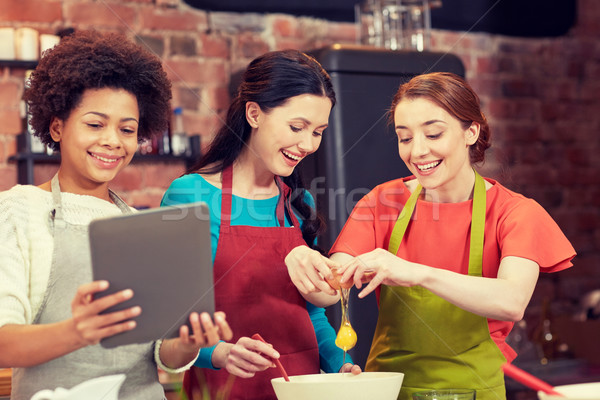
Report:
0,30,231,400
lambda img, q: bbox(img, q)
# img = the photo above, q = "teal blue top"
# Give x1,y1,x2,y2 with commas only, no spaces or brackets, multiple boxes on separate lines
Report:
161,173,351,373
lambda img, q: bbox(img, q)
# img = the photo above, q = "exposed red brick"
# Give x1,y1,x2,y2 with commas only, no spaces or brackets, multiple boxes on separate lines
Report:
273,38,304,51
172,86,200,111
164,59,227,85
0,165,17,190
200,86,230,113
501,79,538,98
142,163,186,189
184,114,224,137
0,82,20,108
271,16,301,38
0,0,62,23
140,7,207,31
236,33,269,59
326,22,357,42
199,34,230,58
33,163,59,186
0,110,22,136
110,166,143,191
0,135,17,163
66,2,137,29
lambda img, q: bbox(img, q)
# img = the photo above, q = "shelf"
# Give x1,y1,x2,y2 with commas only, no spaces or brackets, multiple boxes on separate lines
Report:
0,59,38,69
8,153,60,163
11,127,201,185
8,152,194,164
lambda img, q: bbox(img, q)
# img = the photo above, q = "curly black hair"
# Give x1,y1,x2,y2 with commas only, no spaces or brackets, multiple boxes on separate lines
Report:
23,30,172,151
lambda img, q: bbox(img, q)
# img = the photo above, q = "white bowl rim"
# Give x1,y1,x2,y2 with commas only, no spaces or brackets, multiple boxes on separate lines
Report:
271,371,405,384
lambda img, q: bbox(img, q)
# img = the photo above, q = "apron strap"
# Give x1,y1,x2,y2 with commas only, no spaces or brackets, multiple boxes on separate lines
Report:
50,174,131,223
108,190,133,214
50,174,64,223
220,165,234,228
388,170,486,276
468,170,486,276
388,184,421,256
275,177,300,228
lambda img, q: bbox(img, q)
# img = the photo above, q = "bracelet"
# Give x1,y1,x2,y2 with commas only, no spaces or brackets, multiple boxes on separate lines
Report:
154,339,199,374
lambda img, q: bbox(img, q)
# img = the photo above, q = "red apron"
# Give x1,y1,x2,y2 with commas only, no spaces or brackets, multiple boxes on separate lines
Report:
183,166,320,400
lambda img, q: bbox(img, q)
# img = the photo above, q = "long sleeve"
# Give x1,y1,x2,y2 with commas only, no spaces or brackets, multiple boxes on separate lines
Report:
307,302,353,373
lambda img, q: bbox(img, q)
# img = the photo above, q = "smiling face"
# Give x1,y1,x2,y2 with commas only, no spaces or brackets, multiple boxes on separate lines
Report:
244,93,332,177
394,97,480,202
49,88,139,197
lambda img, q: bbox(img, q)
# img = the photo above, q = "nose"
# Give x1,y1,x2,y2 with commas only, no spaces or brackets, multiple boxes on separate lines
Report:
99,126,122,148
410,134,429,158
297,131,320,154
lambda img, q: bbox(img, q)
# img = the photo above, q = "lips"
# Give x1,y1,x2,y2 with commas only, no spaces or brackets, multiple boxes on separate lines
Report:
281,149,303,162
89,151,123,166
415,160,441,172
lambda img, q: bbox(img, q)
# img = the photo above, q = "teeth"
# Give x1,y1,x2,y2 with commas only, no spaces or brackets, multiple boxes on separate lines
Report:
91,153,119,163
417,161,441,171
282,150,301,161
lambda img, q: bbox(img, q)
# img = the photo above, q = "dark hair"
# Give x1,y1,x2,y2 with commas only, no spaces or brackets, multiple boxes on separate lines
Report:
389,72,491,163
24,30,172,151
189,49,335,248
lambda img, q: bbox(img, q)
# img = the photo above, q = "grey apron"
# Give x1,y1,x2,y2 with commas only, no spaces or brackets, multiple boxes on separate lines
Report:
11,175,165,400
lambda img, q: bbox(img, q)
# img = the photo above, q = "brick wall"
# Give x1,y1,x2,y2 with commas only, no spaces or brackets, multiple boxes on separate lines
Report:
1,0,598,318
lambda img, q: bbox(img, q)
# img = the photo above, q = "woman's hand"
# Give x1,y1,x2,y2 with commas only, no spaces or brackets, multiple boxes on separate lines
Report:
339,249,424,298
159,311,233,370
339,363,362,375
213,336,280,378
70,280,141,346
285,245,342,307
285,245,338,296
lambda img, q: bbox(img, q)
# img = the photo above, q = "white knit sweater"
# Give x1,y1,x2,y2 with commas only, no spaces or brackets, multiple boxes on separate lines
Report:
0,184,195,373
0,184,129,327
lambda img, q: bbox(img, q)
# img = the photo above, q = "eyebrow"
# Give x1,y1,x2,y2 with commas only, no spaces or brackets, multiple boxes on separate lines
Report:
291,117,329,129
395,119,446,130
84,111,139,124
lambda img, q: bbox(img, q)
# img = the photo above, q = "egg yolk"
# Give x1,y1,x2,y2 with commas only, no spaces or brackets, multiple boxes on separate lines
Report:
335,323,357,351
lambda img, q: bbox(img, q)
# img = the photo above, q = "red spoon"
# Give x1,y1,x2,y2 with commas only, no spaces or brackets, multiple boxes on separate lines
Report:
503,363,564,396
252,333,290,382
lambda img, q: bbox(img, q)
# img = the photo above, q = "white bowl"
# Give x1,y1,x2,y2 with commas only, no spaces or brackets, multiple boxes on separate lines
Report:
271,372,404,400
538,382,600,400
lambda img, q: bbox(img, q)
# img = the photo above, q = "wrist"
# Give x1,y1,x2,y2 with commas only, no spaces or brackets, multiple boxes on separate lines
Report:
211,342,231,369
62,318,87,350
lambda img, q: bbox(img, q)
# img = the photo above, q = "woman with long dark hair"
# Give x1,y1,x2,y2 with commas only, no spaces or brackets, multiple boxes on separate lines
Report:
161,49,360,400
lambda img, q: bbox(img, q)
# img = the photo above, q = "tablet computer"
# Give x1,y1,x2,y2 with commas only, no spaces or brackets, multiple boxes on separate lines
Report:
89,202,214,348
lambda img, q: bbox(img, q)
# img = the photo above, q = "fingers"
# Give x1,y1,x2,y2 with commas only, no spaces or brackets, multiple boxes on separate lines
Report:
358,272,384,298
71,282,141,345
199,312,220,346
214,311,233,341
286,246,336,295
350,364,362,375
339,363,362,374
178,311,233,351
225,337,278,378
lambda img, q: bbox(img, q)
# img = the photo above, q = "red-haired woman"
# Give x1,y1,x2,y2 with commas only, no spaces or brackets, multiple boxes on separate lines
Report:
286,72,575,400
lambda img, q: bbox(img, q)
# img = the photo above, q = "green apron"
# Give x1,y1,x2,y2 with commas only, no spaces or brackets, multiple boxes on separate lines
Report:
366,171,506,400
